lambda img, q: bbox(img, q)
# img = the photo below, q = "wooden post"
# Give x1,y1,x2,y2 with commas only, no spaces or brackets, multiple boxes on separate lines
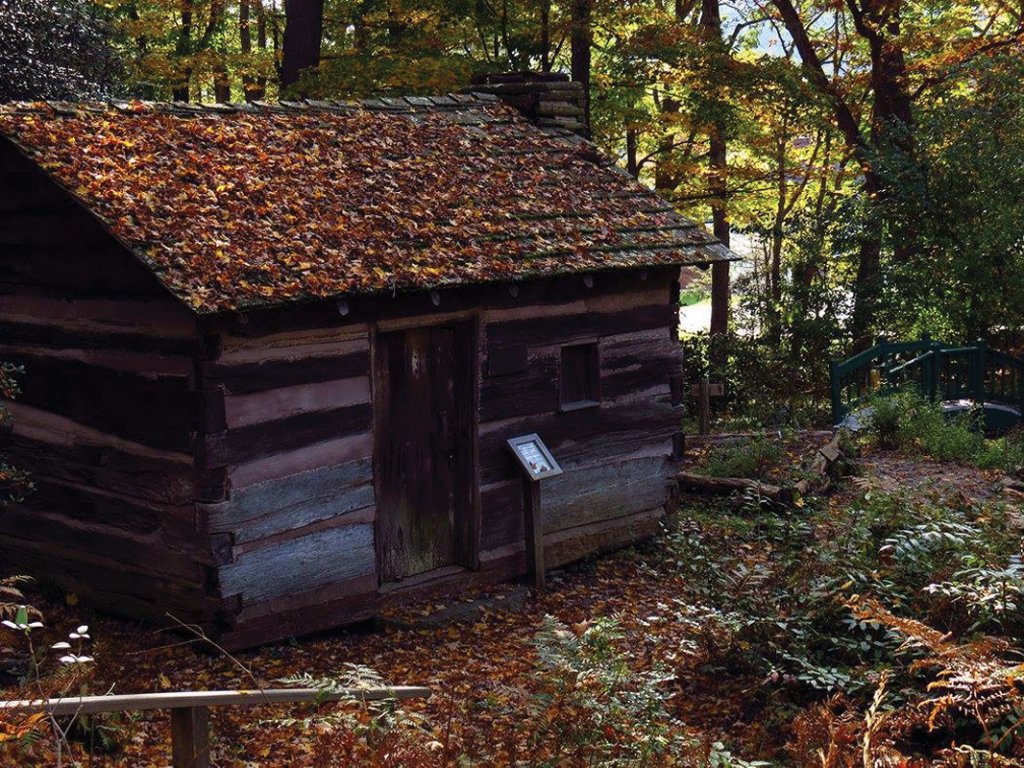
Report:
975,338,987,407
522,477,545,591
698,377,711,436
829,358,843,425
171,706,210,768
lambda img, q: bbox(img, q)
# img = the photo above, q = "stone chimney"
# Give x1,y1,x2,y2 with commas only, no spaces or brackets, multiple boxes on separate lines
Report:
466,72,588,138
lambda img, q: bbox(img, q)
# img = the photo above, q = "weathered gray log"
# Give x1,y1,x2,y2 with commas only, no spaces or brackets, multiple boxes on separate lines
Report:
676,471,793,505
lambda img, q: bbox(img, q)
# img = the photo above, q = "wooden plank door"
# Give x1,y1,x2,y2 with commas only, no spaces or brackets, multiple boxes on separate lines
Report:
376,323,475,583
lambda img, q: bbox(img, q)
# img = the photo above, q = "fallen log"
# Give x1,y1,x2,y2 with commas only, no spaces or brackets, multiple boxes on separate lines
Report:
678,432,856,507
676,472,794,505
999,476,1024,494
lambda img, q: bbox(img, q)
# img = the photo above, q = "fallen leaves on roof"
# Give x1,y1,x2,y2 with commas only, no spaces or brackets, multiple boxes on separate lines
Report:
0,101,722,313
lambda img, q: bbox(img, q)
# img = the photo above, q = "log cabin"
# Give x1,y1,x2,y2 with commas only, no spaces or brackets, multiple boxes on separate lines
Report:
0,75,734,649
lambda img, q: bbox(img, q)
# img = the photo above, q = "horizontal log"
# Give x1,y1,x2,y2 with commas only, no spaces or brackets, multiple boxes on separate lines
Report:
224,377,370,429
0,686,431,717
676,472,794,504
0,504,211,578
226,432,374,489
479,455,671,551
543,455,670,533
233,505,376,556
200,267,676,337
0,543,218,623
4,432,197,506
201,404,373,468
600,332,682,401
0,342,193,377
480,299,587,325
213,484,375,545
218,523,376,605
206,352,370,397
216,573,381,649
217,327,369,359
0,319,197,356
479,398,680,484
480,353,558,421
205,458,373,530
544,506,664,569
486,303,673,348
26,479,199,542
3,352,196,451
0,294,197,338
6,402,193,464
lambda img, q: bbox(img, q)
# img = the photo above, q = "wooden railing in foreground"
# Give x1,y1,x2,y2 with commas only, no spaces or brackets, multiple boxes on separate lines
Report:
0,686,432,768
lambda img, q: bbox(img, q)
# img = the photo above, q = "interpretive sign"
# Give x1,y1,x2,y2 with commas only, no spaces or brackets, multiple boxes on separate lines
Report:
507,434,563,480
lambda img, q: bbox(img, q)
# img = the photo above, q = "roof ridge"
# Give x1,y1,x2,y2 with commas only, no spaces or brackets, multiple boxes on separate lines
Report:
0,92,507,118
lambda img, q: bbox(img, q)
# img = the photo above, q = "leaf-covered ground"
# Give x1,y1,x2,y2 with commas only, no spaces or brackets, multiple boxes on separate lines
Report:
1,435,1020,766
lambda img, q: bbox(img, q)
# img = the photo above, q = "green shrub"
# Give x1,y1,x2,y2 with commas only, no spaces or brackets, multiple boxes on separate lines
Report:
867,390,986,463
703,437,783,480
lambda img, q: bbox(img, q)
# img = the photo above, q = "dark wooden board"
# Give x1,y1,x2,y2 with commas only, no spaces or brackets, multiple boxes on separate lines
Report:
0,320,198,356
202,350,370,395
486,304,673,348
0,506,210,582
204,458,374,529
200,404,373,467
4,433,197,506
2,352,197,451
479,353,559,422
199,267,677,338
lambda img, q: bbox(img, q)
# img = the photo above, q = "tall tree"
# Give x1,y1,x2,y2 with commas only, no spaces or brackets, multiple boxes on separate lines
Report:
570,0,592,136
699,0,730,340
280,0,325,94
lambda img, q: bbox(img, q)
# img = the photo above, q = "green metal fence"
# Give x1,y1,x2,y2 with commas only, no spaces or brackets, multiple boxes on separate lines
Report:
830,335,1024,430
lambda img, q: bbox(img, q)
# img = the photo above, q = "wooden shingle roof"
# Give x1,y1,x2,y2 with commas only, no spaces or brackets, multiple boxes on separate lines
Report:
0,96,733,314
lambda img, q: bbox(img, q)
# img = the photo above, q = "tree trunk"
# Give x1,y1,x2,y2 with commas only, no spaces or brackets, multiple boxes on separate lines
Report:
256,0,269,97
570,0,592,138
280,0,325,95
172,0,194,102
773,0,916,349
701,0,730,339
214,65,231,102
540,0,552,72
654,96,682,194
626,126,639,178
240,0,258,101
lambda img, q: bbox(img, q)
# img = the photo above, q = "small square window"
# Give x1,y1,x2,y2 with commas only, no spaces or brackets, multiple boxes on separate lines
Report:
560,342,600,410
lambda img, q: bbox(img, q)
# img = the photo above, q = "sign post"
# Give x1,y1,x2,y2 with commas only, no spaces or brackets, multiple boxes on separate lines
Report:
506,433,563,591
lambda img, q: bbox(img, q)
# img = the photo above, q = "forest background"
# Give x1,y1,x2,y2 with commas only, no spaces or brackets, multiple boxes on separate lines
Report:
2,0,1023,426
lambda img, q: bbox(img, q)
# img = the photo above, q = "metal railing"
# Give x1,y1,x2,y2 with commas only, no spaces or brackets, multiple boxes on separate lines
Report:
830,335,1024,427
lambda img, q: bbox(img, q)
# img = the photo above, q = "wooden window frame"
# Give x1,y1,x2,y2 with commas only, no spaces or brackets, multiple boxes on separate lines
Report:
559,341,601,412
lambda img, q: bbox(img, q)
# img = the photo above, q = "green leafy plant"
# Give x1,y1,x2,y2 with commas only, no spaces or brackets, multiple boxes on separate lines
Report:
527,615,685,767
703,437,784,480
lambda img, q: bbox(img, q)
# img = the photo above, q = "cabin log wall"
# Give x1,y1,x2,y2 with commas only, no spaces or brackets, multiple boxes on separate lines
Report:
196,268,683,647
0,139,214,623
477,270,683,567
195,325,379,645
